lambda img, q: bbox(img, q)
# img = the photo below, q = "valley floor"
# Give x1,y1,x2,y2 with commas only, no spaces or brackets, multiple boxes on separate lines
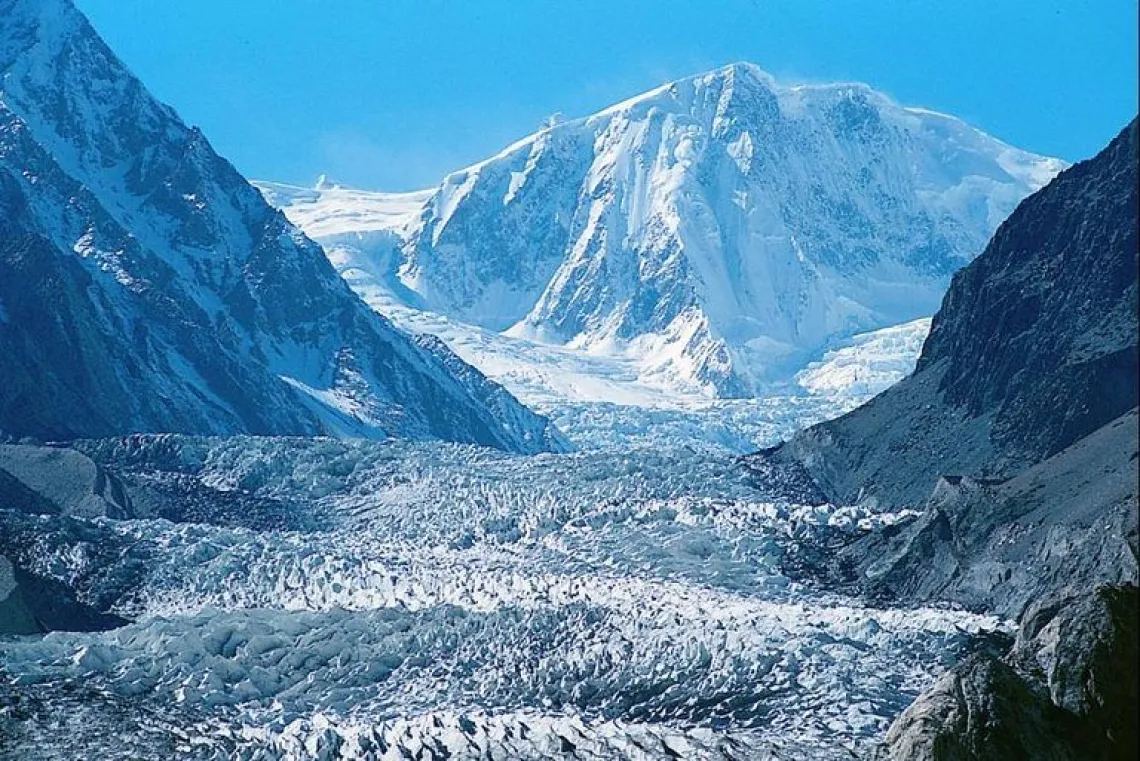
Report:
1,437,1001,760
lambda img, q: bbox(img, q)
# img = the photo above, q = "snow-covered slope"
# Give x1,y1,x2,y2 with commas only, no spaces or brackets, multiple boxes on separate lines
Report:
0,0,562,453
795,318,932,400
245,234,931,452
262,63,1063,403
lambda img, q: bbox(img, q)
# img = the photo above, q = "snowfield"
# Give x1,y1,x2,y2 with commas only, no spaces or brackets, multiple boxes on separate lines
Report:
1,436,1003,760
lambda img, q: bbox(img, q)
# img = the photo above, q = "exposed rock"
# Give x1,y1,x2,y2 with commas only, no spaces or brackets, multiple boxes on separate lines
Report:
1013,586,1138,756
0,444,132,518
829,408,1138,618
766,119,1138,509
880,586,1138,761
880,654,1076,761
0,555,39,635
0,0,563,454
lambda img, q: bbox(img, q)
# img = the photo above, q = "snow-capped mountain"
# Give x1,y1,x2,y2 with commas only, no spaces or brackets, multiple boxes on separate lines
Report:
262,63,1064,399
241,187,935,451
0,0,563,453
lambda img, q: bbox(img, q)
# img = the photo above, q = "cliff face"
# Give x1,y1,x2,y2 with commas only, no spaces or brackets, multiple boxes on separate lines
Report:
774,119,1137,509
917,118,1138,471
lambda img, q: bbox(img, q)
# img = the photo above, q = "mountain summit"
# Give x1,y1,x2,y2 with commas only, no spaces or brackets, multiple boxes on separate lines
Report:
270,62,1064,398
0,0,564,452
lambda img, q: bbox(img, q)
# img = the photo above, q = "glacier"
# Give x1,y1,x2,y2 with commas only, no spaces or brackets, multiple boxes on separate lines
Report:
0,435,1004,760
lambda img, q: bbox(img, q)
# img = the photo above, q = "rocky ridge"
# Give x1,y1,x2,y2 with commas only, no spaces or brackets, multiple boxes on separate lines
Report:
0,0,563,453
757,119,1139,759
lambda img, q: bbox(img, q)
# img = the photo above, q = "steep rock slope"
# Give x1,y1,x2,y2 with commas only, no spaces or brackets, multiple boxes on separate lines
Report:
275,64,1063,396
772,119,1138,508
0,0,562,453
795,408,1138,619
759,120,1138,761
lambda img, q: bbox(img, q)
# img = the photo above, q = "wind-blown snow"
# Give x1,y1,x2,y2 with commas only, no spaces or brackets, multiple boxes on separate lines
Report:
255,182,430,240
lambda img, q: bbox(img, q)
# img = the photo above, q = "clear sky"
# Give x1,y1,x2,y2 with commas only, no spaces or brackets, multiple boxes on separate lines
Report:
75,0,1137,191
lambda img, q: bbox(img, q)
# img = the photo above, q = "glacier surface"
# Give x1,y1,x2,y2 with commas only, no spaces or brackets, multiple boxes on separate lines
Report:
1,436,1005,760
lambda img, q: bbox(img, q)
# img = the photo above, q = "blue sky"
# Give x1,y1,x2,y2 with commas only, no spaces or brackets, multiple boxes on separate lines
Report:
76,0,1137,191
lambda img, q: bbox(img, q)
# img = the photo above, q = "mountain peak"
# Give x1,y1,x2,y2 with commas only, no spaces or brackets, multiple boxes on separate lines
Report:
0,0,566,452
271,65,1064,404
708,61,777,86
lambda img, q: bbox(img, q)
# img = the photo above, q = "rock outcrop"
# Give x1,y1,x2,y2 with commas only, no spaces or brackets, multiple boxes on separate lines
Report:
882,586,1137,761
0,444,132,518
0,555,38,635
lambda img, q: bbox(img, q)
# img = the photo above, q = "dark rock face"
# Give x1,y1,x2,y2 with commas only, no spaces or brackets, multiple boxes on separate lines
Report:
920,124,1138,470
753,120,1139,760
1013,586,1139,757
770,120,1138,509
0,555,39,634
0,0,563,453
880,654,1076,761
881,586,1138,761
